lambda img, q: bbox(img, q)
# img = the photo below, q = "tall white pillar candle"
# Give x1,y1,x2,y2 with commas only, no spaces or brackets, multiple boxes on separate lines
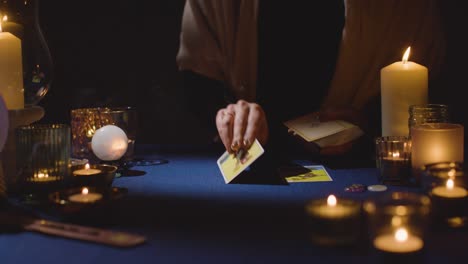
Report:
381,47,428,136
0,23,24,109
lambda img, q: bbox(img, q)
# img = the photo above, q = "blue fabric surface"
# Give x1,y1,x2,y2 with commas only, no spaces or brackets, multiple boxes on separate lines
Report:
1,144,467,264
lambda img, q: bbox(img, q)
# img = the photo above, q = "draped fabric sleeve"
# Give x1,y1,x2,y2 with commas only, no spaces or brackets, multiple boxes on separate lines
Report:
176,0,259,101
322,0,446,110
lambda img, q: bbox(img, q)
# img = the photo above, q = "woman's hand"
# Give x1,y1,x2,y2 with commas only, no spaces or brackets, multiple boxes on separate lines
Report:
215,100,268,153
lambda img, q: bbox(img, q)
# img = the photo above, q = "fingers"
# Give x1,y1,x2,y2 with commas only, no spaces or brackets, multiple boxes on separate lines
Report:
216,108,235,153
216,100,269,152
232,100,249,150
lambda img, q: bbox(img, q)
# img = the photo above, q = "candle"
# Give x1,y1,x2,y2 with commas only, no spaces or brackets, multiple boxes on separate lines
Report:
91,125,128,161
0,20,24,109
73,163,102,176
411,123,464,173
305,195,361,246
432,179,468,198
375,136,412,185
381,47,428,136
68,187,103,203
28,172,60,182
374,227,424,253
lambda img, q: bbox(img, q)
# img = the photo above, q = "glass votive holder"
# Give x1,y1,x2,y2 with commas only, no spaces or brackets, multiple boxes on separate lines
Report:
422,162,468,228
363,192,431,263
375,136,412,185
71,107,137,162
408,104,450,136
70,163,118,188
411,123,464,178
15,124,71,197
305,194,362,246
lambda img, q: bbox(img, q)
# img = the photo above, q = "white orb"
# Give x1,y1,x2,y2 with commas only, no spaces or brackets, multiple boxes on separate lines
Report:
91,125,128,161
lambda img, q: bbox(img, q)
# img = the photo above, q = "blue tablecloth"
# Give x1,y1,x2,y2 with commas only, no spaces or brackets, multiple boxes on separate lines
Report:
1,144,467,264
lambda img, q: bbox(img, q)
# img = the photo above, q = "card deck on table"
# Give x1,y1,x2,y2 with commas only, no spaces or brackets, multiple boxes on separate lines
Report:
217,139,265,184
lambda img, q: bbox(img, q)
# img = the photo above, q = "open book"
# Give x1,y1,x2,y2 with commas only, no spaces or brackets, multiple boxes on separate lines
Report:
284,113,364,148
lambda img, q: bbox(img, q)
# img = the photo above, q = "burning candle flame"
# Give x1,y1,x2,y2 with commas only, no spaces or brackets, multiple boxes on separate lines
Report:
402,47,411,64
395,227,408,242
446,179,454,190
82,187,89,195
327,195,337,207
392,151,400,158
85,163,90,170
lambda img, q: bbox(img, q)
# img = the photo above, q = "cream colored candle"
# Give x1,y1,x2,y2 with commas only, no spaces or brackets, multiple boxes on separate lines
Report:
306,195,358,219
374,227,424,253
68,187,103,203
381,47,428,136
0,23,24,109
432,179,467,198
73,163,102,176
411,123,464,171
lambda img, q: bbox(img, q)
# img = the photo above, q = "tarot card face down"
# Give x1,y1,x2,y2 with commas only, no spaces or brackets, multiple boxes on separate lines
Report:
217,139,264,183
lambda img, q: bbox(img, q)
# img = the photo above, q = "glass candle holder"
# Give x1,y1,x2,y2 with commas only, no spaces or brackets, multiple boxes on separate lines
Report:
305,194,362,246
364,192,431,263
375,136,412,185
408,104,449,136
422,162,468,228
71,107,137,162
411,123,464,178
15,124,70,196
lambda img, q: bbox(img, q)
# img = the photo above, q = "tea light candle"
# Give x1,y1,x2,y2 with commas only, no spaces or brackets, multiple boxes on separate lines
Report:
381,47,428,136
411,123,464,173
374,227,424,253
68,187,103,203
432,179,468,198
305,195,361,246
73,163,102,176
29,172,59,182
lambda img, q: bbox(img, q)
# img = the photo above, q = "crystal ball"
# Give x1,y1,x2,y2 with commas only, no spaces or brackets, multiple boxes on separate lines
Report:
91,125,128,161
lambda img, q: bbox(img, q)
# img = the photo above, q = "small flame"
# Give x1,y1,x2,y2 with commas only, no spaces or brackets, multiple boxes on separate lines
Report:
402,47,411,64
2,15,7,22
82,187,89,195
85,163,90,170
327,195,337,207
392,151,400,158
448,169,456,178
395,227,409,242
446,179,454,190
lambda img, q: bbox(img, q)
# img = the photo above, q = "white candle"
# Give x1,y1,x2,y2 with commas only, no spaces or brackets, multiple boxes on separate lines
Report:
29,172,59,182
374,227,424,253
411,123,464,171
91,125,128,161
306,195,357,219
381,47,428,136
73,163,102,176
432,179,467,198
68,187,103,203
0,22,24,109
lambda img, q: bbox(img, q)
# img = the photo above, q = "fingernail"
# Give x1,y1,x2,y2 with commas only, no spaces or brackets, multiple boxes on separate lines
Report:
231,141,239,152
243,139,250,147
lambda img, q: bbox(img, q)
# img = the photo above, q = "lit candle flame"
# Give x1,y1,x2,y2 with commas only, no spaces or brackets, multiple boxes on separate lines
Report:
448,169,456,178
327,195,337,207
446,179,454,190
392,151,400,158
2,15,7,22
395,227,408,242
402,47,411,64
82,187,89,195
85,163,90,170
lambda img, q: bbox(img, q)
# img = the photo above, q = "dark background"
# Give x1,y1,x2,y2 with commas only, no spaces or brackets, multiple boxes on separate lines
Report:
35,1,467,146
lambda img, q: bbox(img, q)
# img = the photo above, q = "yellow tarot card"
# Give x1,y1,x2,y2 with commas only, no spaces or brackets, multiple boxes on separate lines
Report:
217,139,265,184
284,165,332,183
